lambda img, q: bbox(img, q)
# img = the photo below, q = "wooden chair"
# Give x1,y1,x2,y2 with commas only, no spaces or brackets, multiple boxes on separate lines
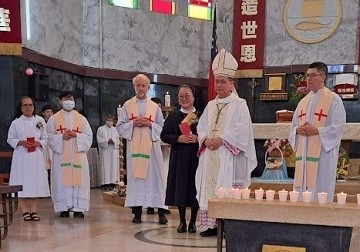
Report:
0,152,11,186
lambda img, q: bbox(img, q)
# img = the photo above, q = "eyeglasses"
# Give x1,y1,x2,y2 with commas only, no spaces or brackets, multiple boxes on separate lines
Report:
305,73,324,79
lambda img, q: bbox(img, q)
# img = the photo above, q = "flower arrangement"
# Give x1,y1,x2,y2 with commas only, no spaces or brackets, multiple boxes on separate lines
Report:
337,146,350,180
36,121,44,129
288,74,308,108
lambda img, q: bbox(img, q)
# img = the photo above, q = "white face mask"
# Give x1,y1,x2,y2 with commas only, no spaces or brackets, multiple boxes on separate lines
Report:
62,100,75,111
106,121,113,127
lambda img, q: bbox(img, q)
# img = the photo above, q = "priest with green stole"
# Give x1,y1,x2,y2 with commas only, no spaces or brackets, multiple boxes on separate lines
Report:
196,49,257,237
117,74,168,225
47,91,93,218
289,62,346,203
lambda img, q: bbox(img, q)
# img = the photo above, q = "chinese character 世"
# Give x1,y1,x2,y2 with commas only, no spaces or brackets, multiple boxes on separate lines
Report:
241,20,257,39
0,8,11,32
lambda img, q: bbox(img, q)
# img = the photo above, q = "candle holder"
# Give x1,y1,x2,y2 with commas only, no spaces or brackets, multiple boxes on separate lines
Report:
317,192,328,204
278,190,288,202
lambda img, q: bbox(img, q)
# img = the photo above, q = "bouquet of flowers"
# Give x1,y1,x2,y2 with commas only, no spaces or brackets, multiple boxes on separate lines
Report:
36,121,44,129
288,74,308,108
337,146,350,180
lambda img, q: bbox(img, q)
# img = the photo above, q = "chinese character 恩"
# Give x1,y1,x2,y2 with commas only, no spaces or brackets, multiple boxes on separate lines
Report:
241,0,258,15
240,45,256,63
0,8,11,32
241,21,257,39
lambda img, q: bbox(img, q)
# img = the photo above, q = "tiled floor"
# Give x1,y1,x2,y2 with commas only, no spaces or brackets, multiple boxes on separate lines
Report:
3,189,217,252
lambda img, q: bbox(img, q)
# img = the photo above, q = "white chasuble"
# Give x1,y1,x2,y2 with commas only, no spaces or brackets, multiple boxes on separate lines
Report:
47,110,93,212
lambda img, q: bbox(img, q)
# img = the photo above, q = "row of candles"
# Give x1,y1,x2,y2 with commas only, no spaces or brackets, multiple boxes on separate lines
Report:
216,187,359,205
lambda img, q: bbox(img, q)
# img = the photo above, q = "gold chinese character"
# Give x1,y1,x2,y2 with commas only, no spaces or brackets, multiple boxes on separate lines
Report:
241,21,257,39
241,0,258,15
0,8,11,32
240,45,256,63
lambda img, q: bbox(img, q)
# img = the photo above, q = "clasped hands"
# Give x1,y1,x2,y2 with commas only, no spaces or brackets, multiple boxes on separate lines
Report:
296,122,318,136
178,134,198,144
108,138,115,145
204,137,223,150
18,140,41,149
133,117,152,128
63,130,77,140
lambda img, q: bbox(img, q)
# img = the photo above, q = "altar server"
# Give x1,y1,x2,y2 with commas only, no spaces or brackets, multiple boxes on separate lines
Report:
97,115,120,189
117,74,168,225
47,91,92,218
196,49,257,237
289,62,346,203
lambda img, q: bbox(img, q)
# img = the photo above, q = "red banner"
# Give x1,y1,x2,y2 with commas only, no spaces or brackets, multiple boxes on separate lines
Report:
232,0,265,78
0,0,22,55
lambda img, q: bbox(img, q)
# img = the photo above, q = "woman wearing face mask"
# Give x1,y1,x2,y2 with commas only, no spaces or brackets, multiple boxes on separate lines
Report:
160,85,200,233
96,115,120,190
46,91,93,219
7,96,50,221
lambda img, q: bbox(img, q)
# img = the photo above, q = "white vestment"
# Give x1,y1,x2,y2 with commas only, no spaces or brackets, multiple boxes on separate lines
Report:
8,115,50,198
117,97,166,209
46,110,92,212
289,89,346,202
196,93,257,210
97,125,120,185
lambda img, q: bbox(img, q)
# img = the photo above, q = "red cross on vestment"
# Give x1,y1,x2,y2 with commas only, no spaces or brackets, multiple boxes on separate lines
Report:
73,127,82,133
129,113,137,120
314,109,327,121
146,115,154,123
56,125,67,134
298,110,306,120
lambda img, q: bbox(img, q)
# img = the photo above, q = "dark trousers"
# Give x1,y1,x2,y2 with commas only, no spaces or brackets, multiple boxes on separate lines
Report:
132,206,166,216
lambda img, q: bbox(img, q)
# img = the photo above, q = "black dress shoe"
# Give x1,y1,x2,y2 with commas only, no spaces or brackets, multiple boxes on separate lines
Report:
188,222,197,233
164,209,171,214
73,212,84,218
158,214,168,225
146,207,155,214
177,222,187,233
132,215,142,224
59,211,70,218
200,227,217,237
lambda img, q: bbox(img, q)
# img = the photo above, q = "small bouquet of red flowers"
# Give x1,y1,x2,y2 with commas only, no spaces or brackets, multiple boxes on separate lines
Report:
289,74,308,107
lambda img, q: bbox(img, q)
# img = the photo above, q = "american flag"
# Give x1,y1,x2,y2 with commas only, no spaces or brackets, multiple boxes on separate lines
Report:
207,3,217,101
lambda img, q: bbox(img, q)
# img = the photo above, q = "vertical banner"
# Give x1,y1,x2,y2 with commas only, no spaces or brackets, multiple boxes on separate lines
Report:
232,0,265,78
0,0,22,55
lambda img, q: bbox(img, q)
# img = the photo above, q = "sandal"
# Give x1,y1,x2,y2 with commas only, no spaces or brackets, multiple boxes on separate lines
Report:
23,212,31,221
30,212,40,221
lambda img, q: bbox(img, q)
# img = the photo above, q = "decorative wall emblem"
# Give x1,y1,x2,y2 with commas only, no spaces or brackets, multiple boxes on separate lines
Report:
283,0,342,44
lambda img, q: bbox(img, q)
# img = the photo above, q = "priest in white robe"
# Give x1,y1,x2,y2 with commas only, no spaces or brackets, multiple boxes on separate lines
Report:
289,62,346,203
117,74,168,225
196,49,257,237
47,91,93,218
97,115,120,189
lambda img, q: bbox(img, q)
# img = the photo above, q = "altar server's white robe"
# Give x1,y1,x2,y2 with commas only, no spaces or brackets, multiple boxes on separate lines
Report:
289,90,346,202
196,93,257,210
97,125,120,185
117,97,166,209
46,110,92,212
8,115,50,198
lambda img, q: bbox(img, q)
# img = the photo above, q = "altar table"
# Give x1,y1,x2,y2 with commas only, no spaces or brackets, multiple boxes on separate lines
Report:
252,123,360,140
209,197,360,252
